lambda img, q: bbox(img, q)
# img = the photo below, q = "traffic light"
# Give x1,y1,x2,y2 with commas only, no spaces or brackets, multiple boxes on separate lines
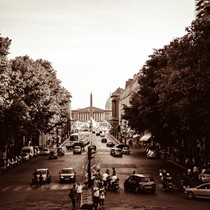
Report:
88,146,94,160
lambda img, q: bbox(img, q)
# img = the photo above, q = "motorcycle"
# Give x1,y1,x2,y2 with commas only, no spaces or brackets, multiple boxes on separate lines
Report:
108,178,119,191
162,175,173,192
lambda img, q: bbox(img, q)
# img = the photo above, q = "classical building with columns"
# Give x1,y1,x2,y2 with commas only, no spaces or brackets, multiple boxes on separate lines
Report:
71,93,112,122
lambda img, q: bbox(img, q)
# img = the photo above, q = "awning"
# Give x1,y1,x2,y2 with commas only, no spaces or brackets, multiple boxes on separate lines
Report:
140,133,152,141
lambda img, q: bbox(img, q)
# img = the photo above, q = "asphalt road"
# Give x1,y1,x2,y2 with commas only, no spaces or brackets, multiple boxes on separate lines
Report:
0,133,209,210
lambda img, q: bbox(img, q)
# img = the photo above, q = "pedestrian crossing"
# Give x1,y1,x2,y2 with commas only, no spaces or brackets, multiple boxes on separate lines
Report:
0,183,179,192
0,183,75,192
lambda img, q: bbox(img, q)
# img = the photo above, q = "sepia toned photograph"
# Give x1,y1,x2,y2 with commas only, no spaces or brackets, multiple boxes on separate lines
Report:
0,0,210,209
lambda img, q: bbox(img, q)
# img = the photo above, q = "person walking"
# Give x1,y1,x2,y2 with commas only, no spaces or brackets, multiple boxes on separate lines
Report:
76,182,83,207
69,184,78,210
102,170,109,190
93,182,100,209
99,182,106,209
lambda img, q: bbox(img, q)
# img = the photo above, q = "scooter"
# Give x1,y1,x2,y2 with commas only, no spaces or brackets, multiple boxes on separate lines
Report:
108,178,120,191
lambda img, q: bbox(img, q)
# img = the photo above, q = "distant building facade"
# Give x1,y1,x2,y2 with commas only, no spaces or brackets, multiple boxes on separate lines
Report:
71,94,112,122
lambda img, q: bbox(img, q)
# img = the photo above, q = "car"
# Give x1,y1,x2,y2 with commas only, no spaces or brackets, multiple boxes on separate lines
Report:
59,167,76,183
32,168,51,184
20,152,30,161
34,146,40,156
49,149,58,159
40,148,50,155
57,147,65,156
110,148,123,157
89,144,97,153
198,169,210,183
73,146,82,154
146,149,158,158
122,146,130,155
101,137,107,143
124,174,156,193
184,183,210,200
106,142,115,147
115,143,130,150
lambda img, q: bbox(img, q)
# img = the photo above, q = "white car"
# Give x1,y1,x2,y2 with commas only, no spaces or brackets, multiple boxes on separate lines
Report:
184,183,210,200
40,148,50,155
20,152,30,161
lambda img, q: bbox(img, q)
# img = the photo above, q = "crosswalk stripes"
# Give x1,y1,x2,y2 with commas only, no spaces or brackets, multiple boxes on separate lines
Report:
13,186,23,191
0,183,74,192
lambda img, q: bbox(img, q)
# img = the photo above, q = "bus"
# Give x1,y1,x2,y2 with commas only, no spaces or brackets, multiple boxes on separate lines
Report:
66,133,79,150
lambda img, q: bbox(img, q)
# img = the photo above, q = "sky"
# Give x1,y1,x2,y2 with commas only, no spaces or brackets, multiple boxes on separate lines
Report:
0,0,195,110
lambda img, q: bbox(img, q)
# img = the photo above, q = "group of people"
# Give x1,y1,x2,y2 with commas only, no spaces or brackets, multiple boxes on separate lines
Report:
92,167,118,209
69,167,118,210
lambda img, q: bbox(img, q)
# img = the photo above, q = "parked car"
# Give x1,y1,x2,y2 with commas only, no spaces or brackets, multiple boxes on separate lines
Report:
124,174,156,193
20,152,30,161
110,148,123,157
59,167,76,183
32,168,51,184
184,183,210,200
106,142,115,147
101,137,107,143
146,149,158,159
198,169,210,183
40,148,50,155
122,146,130,155
73,146,82,154
49,149,58,159
34,146,40,156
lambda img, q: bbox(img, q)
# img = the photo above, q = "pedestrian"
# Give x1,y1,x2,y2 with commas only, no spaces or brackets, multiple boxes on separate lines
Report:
102,170,109,190
76,182,83,207
93,183,100,209
112,167,116,176
69,184,78,210
99,182,106,209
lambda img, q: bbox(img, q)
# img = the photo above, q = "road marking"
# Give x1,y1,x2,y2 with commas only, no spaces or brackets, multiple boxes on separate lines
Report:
51,184,58,189
2,187,10,191
62,185,70,189
13,186,23,191
26,186,32,191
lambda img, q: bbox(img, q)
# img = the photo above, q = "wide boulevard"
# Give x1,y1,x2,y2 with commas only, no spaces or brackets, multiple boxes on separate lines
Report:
0,133,209,210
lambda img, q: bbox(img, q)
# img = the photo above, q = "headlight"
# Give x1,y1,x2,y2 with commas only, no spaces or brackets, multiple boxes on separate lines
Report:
61,176,64,179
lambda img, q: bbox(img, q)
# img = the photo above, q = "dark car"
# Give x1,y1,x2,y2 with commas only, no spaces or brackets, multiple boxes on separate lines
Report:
124,174,156,193
32,168,51,184
73,146,82,154
59,167,76,183
101,137,107,143
49,149,58,159
110,148,123,157
89,144,97,153
106,142,115,147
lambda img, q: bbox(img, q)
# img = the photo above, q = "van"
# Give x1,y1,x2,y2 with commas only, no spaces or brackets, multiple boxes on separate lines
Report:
21,146,35,158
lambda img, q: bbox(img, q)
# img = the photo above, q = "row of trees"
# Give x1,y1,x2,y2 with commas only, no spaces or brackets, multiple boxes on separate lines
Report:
0,35,71,152
123,20,210,163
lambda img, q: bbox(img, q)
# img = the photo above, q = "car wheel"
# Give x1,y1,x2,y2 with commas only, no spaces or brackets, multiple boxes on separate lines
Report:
188,191,194,199
124,185,128,191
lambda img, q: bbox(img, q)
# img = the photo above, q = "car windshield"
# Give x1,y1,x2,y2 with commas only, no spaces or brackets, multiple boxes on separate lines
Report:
140,177,150,182
62,169,73,173
36,170,47,174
